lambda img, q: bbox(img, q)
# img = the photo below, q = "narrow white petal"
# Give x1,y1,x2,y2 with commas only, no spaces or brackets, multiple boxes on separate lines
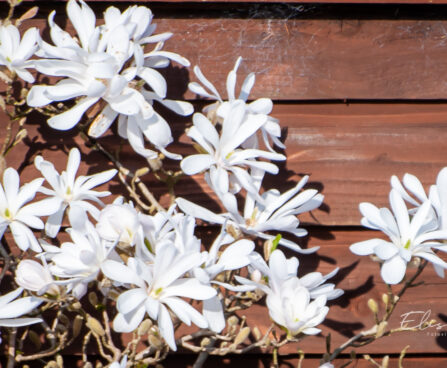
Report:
48,97,98,130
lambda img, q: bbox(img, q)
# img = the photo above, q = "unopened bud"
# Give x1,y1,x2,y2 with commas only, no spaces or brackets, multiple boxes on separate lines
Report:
88,292,98,307
148,334,164,350
69,301,82,311
56,355,63,368
250,270,262,283
382,355,389,368
253,326,262,341
367,298,378,314
376,321,388,338
73,315,83,338
45,362,58,368
200,337,211,347
234,327,250,346
227,316,239,327
86,316,105,337
382,293,389,307
138,319,153,336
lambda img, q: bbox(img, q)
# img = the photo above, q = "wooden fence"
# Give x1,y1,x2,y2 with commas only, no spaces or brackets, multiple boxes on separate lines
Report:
3,0,447,366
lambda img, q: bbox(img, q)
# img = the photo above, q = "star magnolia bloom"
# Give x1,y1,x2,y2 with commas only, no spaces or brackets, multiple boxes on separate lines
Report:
48,225,115,299
189,57,284,152
27,0,192,159
391,168,447,231
267,280,328,337
0,25,39,83
181,102,285,198
176,173,323,254
35,147,117,237
0,288,43,327
0,168,60,252
350,189,447,284
96,202,142,246
194,227,256,332
236,250,343,301
101,246,216,350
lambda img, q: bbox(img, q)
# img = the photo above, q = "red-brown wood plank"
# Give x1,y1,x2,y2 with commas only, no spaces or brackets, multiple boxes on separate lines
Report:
4,6,447,100
4,103,447,226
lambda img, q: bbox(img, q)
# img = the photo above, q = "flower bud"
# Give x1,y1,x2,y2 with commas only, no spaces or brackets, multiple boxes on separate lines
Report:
137,319,153,336
200,337,211,347
148,334,164,350
86,315,105,337
227,316,239,327
367,298,378,314
382,293,389,307
382,355,389,368
88,292,98,307
234,327,250,346
376,321,388,338
253,326,262,341
73,315,83,338
250,270,262,283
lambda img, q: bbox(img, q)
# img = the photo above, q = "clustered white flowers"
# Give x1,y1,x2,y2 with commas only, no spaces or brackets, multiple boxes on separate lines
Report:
0,0,436,367
351,170,447,284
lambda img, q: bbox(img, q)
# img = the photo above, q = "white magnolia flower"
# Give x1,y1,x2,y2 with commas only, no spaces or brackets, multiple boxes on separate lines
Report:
391,168,447,230
47,222,116,299
176,173,323,254
15,259,59,296
319,363,334,368
96,202,142,246
181,102,285,198
189,57,284,152
27,0,192,159
237,250,343,301
267,280,328,337
35,147,117,237
101,246,216,350
194,227,256,332
350,189,447,284
0,25,39,83
0,167,60,252
0,288,43,327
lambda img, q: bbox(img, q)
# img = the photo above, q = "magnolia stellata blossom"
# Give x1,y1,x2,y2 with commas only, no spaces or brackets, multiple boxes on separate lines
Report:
27,0,192,159
391,168,447,230
189,57,284,152
101,246,216,350
34,147,117,237
0,25,39,83
267,280,328,337
0,167,60,252
350,189,447,284
96,201,142,246
0,288,43,327
180,102,285,198
194,227,256,332
237,250,343,301
176,172,323,254
48,224,116,299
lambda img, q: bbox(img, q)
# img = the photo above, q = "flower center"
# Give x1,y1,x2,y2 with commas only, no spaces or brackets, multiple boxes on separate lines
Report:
403,239,411,250
3,208,11,220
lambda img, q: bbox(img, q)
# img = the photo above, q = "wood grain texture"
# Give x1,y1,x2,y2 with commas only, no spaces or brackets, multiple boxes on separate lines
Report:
4,3,447,100
5,102,447,227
